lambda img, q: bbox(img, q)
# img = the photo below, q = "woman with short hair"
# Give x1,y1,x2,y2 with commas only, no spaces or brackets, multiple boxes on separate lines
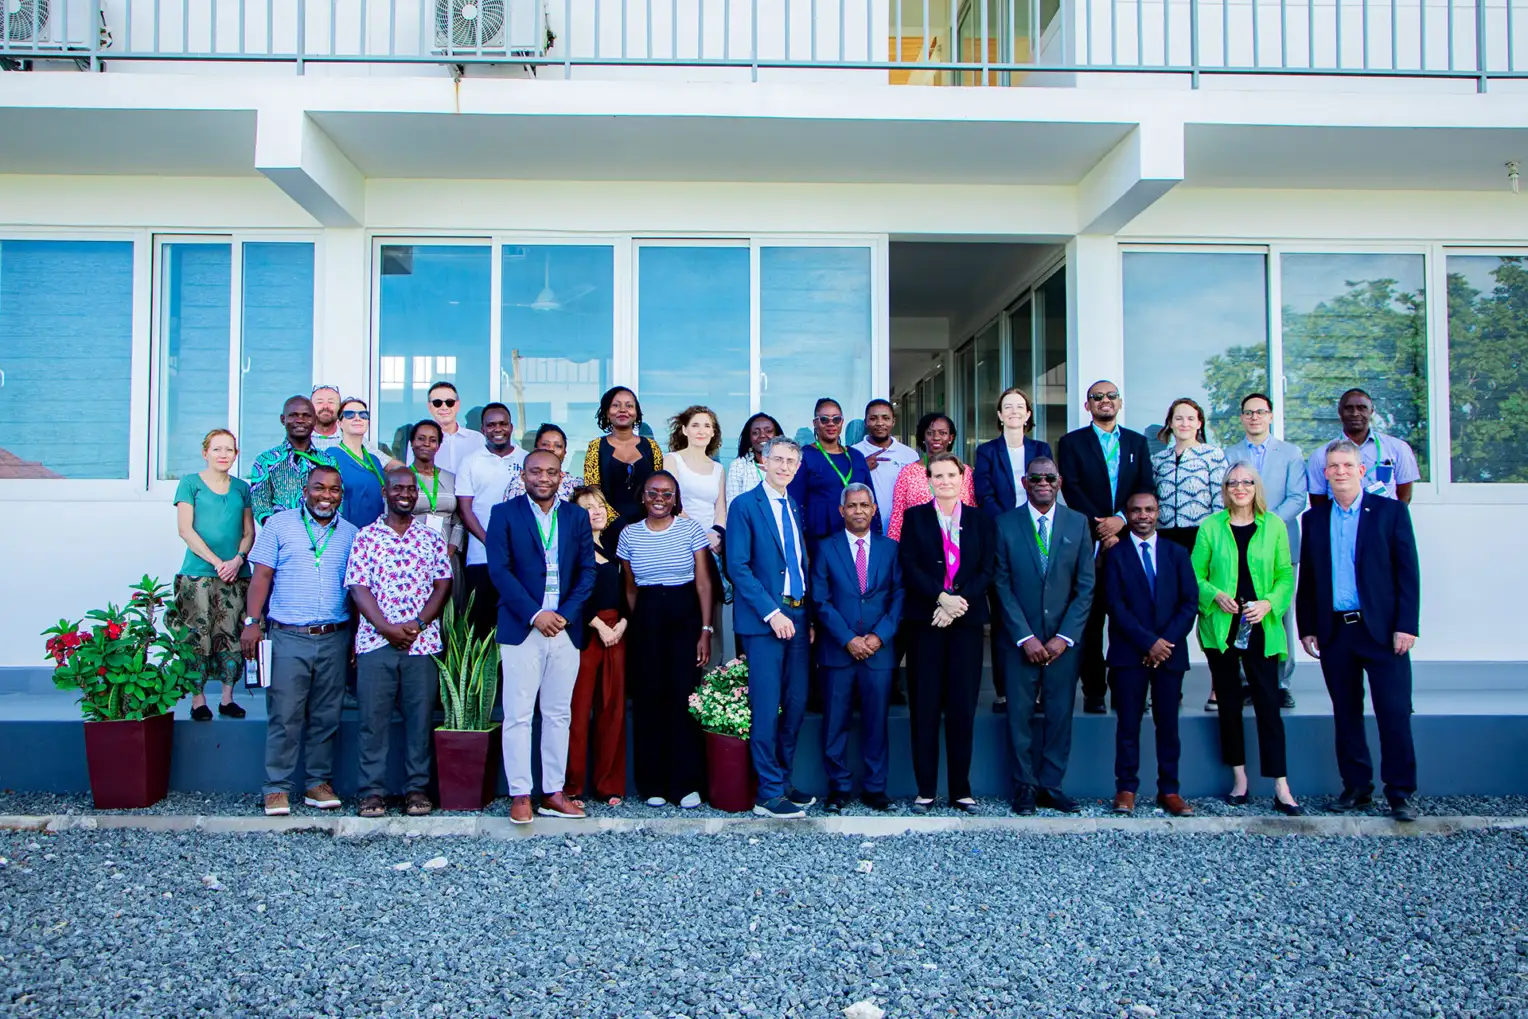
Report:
725,412,782,506
787,397,875,556
507,422,585,503
582,386,664,528
333,397,389,530
886,412,976,541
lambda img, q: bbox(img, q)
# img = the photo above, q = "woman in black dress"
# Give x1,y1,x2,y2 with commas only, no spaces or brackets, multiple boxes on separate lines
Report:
581,386,664,528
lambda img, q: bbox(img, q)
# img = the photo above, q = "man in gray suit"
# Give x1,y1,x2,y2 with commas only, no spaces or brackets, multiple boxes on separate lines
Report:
993,456,1095,815
1222,392,1307,701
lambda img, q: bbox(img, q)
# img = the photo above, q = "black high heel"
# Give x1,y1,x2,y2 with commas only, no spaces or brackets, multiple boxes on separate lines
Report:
1273,797,1305,817
1225,791,1249,806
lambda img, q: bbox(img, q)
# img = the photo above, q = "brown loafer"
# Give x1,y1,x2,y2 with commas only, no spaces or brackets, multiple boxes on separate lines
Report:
1111,791,1136,815
304,783,341,810
1157,793,1195,817
538,792,587,819
405,791,433,816
510,795,534,825
358,795,386,818
263,792,290,817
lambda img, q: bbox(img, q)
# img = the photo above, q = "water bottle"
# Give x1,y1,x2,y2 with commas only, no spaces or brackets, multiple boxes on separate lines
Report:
1233,599,1254,650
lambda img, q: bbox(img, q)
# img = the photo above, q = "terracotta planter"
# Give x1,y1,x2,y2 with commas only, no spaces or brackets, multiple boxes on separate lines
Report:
704,731,756,813
83,712,174,809
434,725,502,811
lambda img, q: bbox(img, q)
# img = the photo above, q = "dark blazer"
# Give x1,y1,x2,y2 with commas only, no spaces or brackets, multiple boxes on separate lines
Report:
993,504,1094,645
1055,424,1155,533
810,530,904,670
1296,494,1421,648
897,503,994,630
787,443,877,549
485,496,598,649
1103,535,1199,671
725,483,810,637
973,435,1054,519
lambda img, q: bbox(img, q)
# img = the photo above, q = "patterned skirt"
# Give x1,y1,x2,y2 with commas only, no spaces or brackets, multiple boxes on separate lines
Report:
167,574,250,692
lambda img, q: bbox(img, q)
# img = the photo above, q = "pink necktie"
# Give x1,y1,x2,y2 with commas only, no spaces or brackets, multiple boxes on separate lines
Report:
855,538,869,594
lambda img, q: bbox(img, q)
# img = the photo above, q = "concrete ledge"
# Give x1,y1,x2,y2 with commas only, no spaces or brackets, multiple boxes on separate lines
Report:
3,813,1525,839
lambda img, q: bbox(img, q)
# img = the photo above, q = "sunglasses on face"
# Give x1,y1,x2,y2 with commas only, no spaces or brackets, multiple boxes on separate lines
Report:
1088,391,1120,402
431,398,458,409
1026,473,1059,484
341,409,370,421
816,415,844,425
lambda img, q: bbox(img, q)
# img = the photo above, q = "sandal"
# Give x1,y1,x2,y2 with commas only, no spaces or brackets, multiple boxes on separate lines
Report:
404,791,433,816
606,797,623,808
358,795,386,818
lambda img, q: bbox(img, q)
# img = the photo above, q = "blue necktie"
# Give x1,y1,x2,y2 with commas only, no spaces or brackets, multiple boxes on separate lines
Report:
1141,541,1157,595
778,497,804,600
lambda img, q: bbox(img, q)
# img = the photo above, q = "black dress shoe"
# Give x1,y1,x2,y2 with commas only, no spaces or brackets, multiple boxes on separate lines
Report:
910,799,933,815
861,791,892,812
825,792,851,814
992,697,1007,714
1225,791,1250,806
190,704,213,721
1037,787,1082,813
1389,798,1419,822
1273,797,1306,817
1330,786,1375,812
1279,689,1296,710
218,701,247,719
1082,697,1107,715
1011,784,1037,816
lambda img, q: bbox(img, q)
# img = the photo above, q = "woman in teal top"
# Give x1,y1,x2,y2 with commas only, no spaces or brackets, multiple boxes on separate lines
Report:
168,428,255,721
1191,462,1303,815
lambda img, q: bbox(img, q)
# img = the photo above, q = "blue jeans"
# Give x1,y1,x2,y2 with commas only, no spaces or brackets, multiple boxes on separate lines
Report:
741,604,809,802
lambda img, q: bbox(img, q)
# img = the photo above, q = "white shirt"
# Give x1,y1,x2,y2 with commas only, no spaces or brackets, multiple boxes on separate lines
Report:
1015,500,1070,647
311,429,344,451
853,437,919,534
1006,444,1028,490
1130,530,1158,566
763,483,807,610
527,496,560,615
455,445,529,566
669,452,724,532
414,424,487,476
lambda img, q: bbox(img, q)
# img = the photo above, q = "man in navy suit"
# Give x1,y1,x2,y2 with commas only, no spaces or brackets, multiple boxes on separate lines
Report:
726,436,816,819
1103,491,1199,816
1297,439,1422,822
810,483,903,813
486,450,597,826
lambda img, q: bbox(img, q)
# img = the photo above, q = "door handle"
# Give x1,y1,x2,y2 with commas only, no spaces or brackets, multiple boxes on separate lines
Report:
760,371,769,393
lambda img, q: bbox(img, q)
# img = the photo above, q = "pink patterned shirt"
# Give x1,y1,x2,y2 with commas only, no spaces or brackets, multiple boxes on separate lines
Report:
343,518,453,655
886,460,977,541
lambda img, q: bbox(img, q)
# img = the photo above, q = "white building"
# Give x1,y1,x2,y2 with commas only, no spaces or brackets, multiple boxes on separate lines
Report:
2,0,1526,666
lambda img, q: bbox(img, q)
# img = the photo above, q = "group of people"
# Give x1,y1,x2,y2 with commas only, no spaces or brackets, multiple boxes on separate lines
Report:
168,377,1423,823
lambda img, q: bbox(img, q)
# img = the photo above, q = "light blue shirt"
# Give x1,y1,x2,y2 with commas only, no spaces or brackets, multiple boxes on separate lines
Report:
1307,430,1420,500
1247,440,1268,475
248,507,358,626
527,497,561,616
1330,491,1363,612
1092,424,1120,506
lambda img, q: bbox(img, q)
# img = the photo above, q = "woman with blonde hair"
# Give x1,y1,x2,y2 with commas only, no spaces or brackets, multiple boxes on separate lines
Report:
169,428,255,720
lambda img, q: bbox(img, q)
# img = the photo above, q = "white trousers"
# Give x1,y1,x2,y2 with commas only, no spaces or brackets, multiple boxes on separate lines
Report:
499,630,580,797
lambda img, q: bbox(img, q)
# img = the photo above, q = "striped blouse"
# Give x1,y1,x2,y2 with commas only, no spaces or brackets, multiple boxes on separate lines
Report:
616,516,710,587
1151,442,1229,529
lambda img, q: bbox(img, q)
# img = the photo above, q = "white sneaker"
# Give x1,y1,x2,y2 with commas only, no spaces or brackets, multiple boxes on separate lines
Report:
645,796,667,808
679,791,702,809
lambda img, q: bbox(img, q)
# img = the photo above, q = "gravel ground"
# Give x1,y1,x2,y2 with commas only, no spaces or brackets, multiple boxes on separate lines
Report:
2,826,1526,1019
4,789,1528,820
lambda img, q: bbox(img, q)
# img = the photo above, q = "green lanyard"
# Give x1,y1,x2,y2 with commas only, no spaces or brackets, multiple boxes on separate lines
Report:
338,443,385,490
292,447,328,470
300,509,337,571
534,504,558,551
411,467,440,512
813,442,852,488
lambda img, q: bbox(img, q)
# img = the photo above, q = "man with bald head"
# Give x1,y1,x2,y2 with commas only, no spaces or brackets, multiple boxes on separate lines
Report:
249,395,340,525
1056,380,1156,714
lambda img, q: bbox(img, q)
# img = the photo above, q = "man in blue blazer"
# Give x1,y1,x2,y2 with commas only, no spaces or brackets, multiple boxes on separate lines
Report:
1223,391,1308,693
1297,440,1422,822
725,436,815,819
486,450,597,826
1103,491,1199,816
809,483,903,813
973,386,1053,715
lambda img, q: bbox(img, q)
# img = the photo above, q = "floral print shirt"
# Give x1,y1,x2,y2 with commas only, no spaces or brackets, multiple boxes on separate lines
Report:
342,518,453,655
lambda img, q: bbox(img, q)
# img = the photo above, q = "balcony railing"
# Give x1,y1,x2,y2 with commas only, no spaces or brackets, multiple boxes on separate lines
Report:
1,0,1523,87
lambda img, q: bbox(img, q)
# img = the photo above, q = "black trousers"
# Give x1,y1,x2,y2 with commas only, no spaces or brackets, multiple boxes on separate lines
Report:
628,583,707,803
1321,615,1417,802
906,622,982,801
1080,566,1110,702
1112,665,1184,795
1204,625,1287,777
464,564,499,642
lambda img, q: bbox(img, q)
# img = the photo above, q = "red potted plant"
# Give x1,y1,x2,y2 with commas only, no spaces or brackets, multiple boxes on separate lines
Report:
42,576,203,809
434,596,502,811
689,656,755,812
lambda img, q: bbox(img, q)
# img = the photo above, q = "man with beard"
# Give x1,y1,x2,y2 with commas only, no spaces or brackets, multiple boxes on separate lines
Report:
308,385,345,451
241,465,359,816
249,395,340,525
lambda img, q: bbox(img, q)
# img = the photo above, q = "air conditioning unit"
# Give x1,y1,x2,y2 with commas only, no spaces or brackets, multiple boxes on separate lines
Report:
432,0,544,57
2,0,96,50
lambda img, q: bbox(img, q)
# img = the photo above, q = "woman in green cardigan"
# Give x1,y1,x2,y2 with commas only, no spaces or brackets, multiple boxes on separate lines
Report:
1191,463,1304,815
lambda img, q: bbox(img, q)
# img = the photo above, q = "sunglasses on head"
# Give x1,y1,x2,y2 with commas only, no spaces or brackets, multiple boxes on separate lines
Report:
341,409,370,421
431,398,458,409
1026,473,1059,484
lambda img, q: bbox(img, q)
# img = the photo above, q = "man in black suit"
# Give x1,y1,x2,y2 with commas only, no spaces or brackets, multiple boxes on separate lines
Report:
1055,380,1157,714
1297,439,1422,822
1103,491,1198,817
992,457,1095,815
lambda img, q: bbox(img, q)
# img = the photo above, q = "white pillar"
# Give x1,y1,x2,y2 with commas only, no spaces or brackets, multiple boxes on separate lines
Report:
315,228,370,403
1064,234,1124,431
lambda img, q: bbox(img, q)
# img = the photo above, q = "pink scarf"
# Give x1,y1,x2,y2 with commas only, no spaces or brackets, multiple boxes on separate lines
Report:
938,503,961,589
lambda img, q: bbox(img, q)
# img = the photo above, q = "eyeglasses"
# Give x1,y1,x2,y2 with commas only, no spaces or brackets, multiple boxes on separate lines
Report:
1240,408,1271,417
341,409,370,421
764,455,800,467
1224,479,1257,488
816,415,844,425
1025,473,1059,484
430,398,458,409
1088,391,1121,402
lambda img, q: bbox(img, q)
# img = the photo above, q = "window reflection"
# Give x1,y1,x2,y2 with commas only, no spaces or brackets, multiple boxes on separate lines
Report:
161,243,232,480
239,243,316,466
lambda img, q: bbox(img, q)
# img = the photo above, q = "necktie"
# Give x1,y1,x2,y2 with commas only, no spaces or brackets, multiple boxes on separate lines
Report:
855,538,868,594
779,497,804,600
1141,540,1156,595
1036,515,1050,573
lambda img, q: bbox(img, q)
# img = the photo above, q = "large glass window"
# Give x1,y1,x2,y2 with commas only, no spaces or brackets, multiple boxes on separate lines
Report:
637,245,751,447
760,246,873,446
0,239,135,479
956,342,977,462
377,244,492,459
1281,253,1428,480
1123,251,1270,453
1447,254,1528,483
239,243,316,465
160,243,232,480
501,244,615,465
1035,268,1068,450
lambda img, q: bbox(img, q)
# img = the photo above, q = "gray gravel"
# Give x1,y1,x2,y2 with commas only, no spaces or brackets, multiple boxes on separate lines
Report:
3,826,1526,1018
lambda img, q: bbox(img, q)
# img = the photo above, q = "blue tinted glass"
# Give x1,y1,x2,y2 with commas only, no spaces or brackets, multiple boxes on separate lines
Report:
0,240,134,479
760,247,873,447
239,242,316,465
161,243,232,480
378,245,492,459
502,245,615,465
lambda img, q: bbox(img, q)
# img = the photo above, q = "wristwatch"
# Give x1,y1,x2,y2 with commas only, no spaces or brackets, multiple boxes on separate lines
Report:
414,617,426,629
243,615,263,628
701,625,715,634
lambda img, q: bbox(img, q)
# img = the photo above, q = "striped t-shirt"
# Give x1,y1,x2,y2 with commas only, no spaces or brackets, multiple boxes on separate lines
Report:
616,516,710,587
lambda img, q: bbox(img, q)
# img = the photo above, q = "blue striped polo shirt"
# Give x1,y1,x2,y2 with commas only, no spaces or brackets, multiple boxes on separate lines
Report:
616,517,710,587
248,507,359,626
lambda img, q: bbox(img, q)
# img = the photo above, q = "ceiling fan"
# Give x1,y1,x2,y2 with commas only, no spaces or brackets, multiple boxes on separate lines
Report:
509,254,596,313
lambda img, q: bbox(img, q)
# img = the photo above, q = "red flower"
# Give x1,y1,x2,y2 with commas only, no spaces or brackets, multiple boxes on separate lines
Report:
97,666,107,676
106,622,123,641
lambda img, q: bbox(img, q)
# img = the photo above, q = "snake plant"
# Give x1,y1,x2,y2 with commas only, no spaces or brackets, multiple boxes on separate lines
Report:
436,595,500,731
